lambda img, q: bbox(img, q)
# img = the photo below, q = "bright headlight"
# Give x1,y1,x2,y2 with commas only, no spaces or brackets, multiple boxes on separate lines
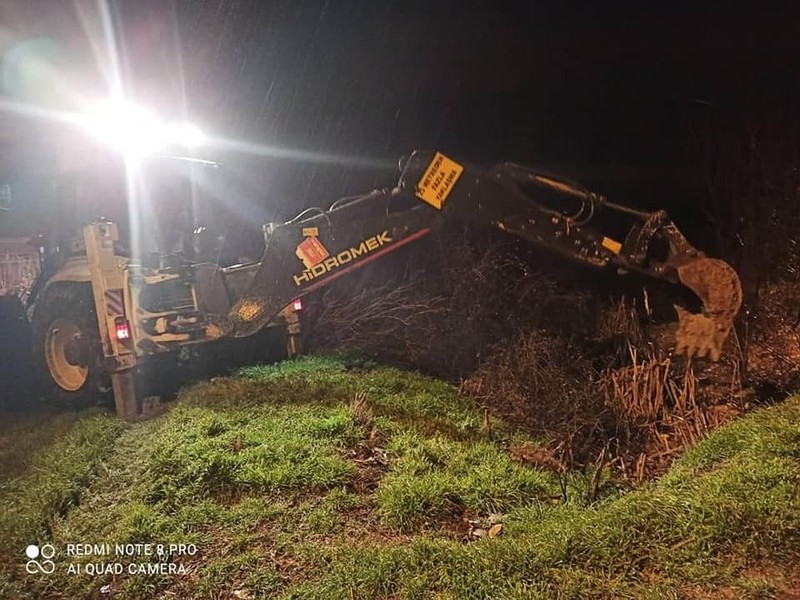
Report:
80,100,163,155
167,122,207,148
79,99,205,155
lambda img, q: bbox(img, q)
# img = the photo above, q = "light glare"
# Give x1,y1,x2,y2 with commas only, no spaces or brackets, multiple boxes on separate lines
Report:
81,99,164,155
169,122,207,148
79,99,205,156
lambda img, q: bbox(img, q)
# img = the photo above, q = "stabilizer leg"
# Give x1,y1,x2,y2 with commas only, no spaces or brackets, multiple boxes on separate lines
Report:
111,370,138,420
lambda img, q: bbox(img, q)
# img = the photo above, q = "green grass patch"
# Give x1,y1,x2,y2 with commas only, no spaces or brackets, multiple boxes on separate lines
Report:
0,413,125,553
0,356,798,599
146,403,360,506
0,408,109,481
288,395,800,599
240,358,485,437
378,433,553,527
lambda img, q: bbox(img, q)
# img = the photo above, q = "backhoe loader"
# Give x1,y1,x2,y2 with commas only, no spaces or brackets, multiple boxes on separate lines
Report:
12,149,742,418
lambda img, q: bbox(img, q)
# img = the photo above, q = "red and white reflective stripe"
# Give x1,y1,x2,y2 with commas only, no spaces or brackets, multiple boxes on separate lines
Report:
292,298,303,311
114,317,131,340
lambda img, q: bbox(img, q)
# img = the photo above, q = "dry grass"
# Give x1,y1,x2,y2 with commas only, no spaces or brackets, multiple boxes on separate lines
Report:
745,280,800,395
462,328,606,466
599,344,743,480
304,228,581,378
601,345,697,423
306,279,450,368
595,296,645,348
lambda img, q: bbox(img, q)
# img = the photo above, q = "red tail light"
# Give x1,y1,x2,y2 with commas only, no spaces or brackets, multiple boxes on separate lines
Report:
292,298,303,311
114,316,131,340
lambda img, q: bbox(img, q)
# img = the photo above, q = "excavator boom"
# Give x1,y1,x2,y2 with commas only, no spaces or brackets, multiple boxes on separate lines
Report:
203,150,742,360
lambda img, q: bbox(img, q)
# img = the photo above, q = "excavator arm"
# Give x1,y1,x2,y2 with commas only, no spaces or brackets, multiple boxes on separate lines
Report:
203,150,742,360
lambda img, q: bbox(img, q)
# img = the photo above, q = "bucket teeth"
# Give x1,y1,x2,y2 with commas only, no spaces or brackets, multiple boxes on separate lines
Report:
673,258,743,361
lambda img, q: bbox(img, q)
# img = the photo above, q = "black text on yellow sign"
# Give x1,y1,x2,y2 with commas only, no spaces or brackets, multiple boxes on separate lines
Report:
415,152,464,210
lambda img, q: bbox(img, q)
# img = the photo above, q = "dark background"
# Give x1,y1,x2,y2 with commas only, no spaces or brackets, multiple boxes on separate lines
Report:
0,1,798,238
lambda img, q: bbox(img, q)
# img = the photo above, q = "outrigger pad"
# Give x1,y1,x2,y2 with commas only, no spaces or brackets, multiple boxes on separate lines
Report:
674,258,743,361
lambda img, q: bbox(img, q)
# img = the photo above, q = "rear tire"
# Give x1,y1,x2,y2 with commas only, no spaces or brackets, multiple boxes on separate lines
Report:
30,283,110,406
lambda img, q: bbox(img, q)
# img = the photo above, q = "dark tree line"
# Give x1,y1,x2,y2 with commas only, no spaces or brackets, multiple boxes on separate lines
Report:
688,88,800,379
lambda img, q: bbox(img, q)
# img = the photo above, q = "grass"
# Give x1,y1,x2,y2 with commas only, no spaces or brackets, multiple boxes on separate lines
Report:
0,413,126,550
0,356,798,599
0,407,110,481
378,433,552,527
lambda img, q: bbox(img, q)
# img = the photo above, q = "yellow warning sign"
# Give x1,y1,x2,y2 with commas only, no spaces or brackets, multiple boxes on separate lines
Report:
302,227,319,237
415,152,464,210
601,237,623,254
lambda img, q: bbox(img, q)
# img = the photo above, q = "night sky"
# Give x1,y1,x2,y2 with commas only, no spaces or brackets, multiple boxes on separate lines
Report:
1,1,798,230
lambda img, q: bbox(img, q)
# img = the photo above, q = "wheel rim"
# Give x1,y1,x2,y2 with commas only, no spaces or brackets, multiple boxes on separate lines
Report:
44,319,89,392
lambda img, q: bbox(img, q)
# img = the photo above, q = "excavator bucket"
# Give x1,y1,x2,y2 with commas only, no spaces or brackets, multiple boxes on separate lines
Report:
673,258,743,361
